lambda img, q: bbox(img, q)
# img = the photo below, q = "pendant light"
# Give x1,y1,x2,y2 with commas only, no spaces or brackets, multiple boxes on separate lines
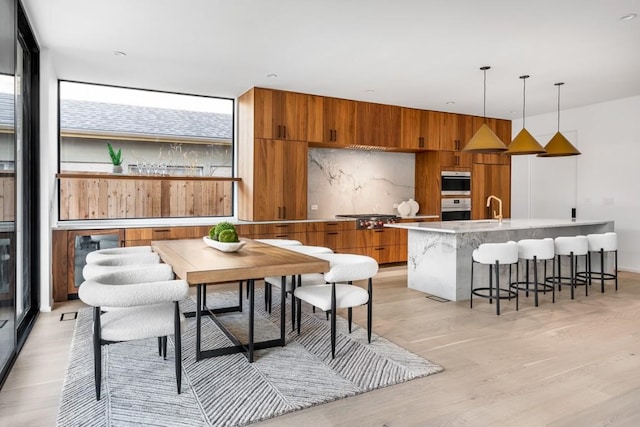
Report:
462,66,508,153
538,82,581,157
505,75,546,155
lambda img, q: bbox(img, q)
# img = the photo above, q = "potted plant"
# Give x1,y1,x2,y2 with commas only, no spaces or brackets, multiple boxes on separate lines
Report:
107,143,123,173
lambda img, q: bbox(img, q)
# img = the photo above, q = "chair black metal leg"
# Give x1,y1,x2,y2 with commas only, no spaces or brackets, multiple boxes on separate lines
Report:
291,275,298,331
158,337,162,356
489,263,494,305
162,336,167,359
93,306,102,401
557,256,562,291
525,259,530,298
238,281,243,312
331,283,337,359
587,252,592,287
552,257,556,303
348,307,353,333
174,301,182,394
296,295,302,335
570,252,575,299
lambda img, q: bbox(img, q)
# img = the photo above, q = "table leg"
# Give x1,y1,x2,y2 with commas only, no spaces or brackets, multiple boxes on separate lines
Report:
281,275,286,345
196,283,202,361
249,279,255,363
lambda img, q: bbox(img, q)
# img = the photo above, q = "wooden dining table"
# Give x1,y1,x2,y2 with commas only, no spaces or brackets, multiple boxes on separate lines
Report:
152,238,330,362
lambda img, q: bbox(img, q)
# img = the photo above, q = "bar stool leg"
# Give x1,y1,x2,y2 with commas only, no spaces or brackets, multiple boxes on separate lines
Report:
570,252,575,300
495,261,501,316
470,259,475,308
615,250,618,291
600,248,605,293
533,255,539,307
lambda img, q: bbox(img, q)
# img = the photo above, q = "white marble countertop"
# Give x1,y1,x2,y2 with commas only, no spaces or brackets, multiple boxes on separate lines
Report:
386,218,613,234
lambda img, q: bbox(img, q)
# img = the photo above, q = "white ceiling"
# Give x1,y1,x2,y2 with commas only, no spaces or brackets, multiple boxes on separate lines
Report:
22,0,640,119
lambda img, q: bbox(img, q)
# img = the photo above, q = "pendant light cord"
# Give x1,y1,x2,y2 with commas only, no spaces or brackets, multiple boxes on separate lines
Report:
557,84,561,132
483,68,487,120
522,77,526,127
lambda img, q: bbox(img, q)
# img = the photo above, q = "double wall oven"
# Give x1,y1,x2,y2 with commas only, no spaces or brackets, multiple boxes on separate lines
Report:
441,171,471,221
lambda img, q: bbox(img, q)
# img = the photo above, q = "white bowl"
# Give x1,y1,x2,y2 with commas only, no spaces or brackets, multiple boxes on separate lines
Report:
202,236,246,252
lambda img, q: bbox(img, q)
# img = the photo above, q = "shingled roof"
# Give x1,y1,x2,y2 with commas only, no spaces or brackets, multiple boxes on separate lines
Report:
60,99,232,140
0,92,232,140
0,92,13,128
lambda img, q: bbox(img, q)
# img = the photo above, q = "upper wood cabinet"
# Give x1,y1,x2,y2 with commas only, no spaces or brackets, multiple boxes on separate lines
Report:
250,139,307,221
356,102,401,148
252,88,308,141
307,96,357,145
400,108,440,151
472,117,512,165
439,113,473,167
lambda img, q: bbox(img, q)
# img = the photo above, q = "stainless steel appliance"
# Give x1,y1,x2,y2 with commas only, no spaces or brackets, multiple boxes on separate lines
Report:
441,171,471,196
335,214,399,229
441,198,471,221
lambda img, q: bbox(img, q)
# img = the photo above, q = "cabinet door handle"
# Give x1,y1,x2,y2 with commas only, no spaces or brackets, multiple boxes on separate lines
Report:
283,206,286,218
283,125,287,138
374,247,385,251
333,129,337,141
455,156,459,166
153,229,170,233
327,232,339,235
275,234,288,238
275,224,288,228
374,229,384,233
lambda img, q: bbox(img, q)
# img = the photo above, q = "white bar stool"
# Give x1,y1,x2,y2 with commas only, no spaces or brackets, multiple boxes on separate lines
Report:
470,241,519,315
294,253,378,358
510,238,555,306
546,236,589,299
578,232,618,293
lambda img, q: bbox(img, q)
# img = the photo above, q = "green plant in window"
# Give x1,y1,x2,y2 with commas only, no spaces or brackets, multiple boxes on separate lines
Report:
107,143,122,166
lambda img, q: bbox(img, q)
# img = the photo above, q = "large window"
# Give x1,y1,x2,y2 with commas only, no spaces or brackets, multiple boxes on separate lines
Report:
59,82,234,177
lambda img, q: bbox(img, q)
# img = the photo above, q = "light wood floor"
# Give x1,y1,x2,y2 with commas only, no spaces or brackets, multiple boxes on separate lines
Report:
1,266,640,426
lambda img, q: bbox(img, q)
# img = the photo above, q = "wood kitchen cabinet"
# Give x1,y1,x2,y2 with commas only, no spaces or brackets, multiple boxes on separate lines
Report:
307,96,357,145
471,163,511,220
305,221,356,252
439,113,473,167
400,108,440,151
248,139,307,221
356,102,401,148
250,87,308,141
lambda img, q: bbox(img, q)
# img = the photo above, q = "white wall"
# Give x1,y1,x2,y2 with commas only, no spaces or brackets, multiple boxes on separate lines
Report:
39,48,58,311
511,95,640,272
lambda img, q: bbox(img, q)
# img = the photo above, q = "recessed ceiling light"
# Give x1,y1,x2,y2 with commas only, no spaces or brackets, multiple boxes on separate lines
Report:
365,89,375,93
266,73,278,78
446,101,455,105
619,13,637,21
113,51,126,57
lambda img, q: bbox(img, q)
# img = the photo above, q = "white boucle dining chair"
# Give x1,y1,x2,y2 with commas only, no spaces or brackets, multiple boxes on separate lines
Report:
78,267,189,400
264,245,334,327
294,253,378,359
85,245,154,264
82,252,161,281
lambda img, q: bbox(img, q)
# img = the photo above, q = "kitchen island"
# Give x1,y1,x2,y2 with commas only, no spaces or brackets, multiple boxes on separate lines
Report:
385,219,614,301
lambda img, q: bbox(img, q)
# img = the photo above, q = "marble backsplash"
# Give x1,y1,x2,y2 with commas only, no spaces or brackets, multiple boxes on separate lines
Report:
307,148,415,219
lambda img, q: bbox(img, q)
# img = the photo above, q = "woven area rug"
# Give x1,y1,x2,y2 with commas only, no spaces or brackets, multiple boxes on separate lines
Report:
57,288,443,426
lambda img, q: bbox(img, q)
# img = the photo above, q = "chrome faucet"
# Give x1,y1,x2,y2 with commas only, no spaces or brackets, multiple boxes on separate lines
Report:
486,195,503,223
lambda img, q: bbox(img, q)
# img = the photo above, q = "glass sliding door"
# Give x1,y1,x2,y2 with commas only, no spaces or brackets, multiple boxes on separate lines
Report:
0,0,16,386
0,0,39,389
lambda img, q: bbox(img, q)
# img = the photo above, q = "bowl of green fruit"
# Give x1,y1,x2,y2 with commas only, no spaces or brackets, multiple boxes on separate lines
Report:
203,222,246,252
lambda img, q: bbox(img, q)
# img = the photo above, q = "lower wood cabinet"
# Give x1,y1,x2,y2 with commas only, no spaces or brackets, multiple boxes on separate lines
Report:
52,220,413,301
52,228,125,301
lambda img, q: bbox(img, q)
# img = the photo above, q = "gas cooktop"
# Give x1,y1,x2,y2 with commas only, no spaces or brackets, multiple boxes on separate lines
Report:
335,214,399,219
335,214,399,229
